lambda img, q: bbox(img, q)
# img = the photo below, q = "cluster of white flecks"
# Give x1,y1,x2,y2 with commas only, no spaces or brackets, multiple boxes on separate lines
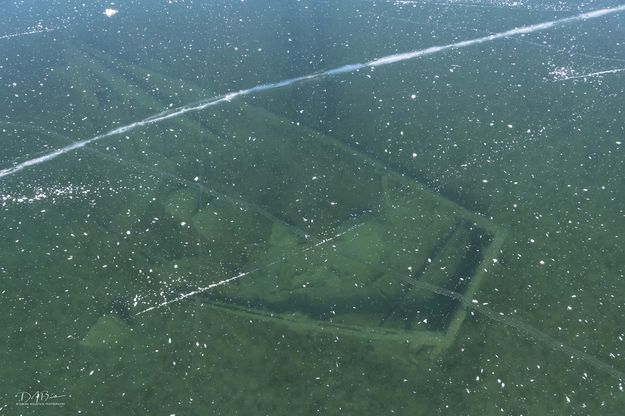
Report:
0,184,93,206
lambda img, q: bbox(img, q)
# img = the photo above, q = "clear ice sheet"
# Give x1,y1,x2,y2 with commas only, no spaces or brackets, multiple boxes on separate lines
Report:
1,0,625,414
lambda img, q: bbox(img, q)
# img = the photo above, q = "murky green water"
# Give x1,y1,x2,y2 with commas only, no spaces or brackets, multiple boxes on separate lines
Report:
1,0,625,414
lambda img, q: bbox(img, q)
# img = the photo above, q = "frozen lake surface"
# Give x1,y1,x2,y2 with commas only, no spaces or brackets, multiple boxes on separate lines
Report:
1,0,624,414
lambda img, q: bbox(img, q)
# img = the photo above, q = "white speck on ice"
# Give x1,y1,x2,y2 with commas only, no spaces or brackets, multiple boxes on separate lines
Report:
104,8,118,17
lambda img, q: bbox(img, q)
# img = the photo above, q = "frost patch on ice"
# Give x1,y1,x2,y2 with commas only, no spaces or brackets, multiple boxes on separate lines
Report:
0,184,93,206
0,25,55,41
391,0,572,12
550,65,625,82
549,66,578,81
104,8,119,18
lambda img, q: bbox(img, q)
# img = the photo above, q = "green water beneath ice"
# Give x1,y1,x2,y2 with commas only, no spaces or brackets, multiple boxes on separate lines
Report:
1,0,625,414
